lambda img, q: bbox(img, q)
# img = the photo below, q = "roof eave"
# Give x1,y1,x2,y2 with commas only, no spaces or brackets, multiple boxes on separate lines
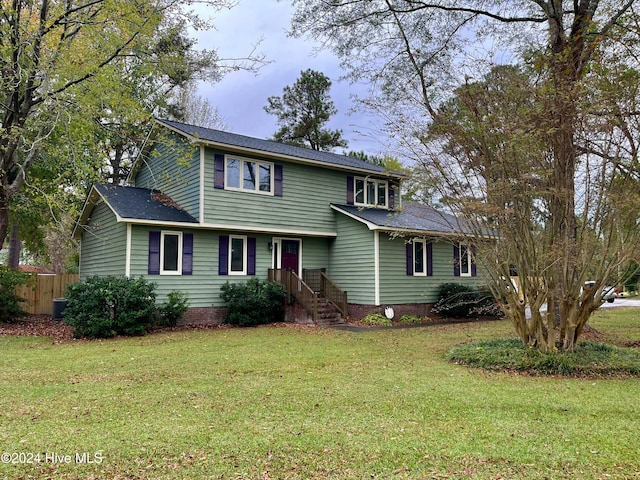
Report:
154,119,406,180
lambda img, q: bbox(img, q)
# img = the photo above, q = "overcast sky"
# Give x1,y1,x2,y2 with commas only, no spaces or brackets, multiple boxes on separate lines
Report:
193,0,386,155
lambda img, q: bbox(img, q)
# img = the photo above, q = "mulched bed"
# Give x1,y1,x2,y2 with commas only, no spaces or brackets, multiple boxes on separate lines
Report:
0,315,319,342
0,315,75,341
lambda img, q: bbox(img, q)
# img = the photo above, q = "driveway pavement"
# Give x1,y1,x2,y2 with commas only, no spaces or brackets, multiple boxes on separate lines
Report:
527,297,640,317
600,298,640,308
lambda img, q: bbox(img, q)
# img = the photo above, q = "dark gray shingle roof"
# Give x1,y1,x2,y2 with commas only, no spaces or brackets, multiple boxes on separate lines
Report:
94,184,198,223
157,118,399,176
332,203,471,235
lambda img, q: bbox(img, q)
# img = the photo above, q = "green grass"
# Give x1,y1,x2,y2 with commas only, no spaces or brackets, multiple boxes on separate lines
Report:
1,314,640,479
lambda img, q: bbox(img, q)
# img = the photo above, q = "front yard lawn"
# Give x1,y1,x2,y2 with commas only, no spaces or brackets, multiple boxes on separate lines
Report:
1,311,639,479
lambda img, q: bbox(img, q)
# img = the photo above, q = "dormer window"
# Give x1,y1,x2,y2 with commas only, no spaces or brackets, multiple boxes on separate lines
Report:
355,177,388,208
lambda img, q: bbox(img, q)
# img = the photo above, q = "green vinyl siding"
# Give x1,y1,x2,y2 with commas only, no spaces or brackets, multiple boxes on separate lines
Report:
300,237,330,271
378,233,485,304
329,214,376,304
129,225,275,306
134,134,201,220
203,147,347,233
79,202,127,279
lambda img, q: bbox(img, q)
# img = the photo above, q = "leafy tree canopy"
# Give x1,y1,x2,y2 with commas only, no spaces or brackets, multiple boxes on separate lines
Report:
291,0,640,351
264,69,347,151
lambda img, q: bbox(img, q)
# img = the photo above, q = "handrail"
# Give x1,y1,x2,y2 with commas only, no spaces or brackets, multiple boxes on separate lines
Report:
270,268,348,321
269,269,318,321
320,271,348,317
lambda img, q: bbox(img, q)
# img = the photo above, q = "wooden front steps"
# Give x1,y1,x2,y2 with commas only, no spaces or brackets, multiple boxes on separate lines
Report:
315,297,346,325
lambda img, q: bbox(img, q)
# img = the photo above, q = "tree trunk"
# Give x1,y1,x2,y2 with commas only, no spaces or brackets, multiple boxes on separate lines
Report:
8,222,21,269
0,188,9,253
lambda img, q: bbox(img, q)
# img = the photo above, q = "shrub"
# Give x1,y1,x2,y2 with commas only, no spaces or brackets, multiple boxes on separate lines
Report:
0,267,31,323
64,276,157,338
156,290,189,327
220,278,286,327
433,283,503,318
361,313,392,327
399,314,422,324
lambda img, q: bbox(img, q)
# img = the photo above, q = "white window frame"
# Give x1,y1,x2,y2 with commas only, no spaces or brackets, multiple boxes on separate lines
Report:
225,155,274,195
459,243,472,277
413,239,427,277
160,231,183,275
354,177,388,207
228,235,247,275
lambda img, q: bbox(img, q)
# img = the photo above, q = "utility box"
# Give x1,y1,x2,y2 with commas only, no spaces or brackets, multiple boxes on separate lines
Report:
52,298,67,320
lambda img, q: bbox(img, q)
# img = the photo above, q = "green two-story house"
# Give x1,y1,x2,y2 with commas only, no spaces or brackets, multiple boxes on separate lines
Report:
74,118,482,323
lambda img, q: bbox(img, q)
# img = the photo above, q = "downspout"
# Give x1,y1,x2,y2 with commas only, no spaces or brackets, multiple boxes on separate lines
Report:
374,229,380,306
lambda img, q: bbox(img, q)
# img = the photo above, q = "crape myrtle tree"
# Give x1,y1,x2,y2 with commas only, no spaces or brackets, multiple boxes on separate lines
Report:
0,0,255,251
291,1,640,351
264,68,348,151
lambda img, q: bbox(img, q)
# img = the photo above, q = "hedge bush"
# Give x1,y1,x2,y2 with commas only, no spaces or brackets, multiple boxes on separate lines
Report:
360,313,392,327
156,290,189,327
220,278,286,327
64,276,157,338
0,267,31,323
432,282,503,318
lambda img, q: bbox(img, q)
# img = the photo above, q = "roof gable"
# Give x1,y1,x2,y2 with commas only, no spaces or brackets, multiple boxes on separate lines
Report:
74,184,197,238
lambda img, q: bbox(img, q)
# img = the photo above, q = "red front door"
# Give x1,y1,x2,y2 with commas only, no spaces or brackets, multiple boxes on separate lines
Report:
281,239,300,274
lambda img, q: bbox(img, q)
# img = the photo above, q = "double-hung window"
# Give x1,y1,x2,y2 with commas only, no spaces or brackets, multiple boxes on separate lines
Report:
148,231,193,276
406,239,432,276
455,243,476,277
225,156,273,194
218,235,256,276
413,239,427,276
459,243,472,277
229,235,247,275
355,177,388,207
161,231,182,275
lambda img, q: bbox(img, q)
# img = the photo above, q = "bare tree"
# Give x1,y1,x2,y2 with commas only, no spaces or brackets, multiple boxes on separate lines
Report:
291,0,640,351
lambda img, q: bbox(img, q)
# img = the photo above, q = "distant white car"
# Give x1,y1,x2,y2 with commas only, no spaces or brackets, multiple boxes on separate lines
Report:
584,281,617,303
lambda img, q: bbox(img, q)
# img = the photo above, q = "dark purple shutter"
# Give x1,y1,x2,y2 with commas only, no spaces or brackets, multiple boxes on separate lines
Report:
389,186,395,209
182,233,193,275
148,231,160,275
471,245,477,277
406,242,413,276
274,164,283,197
427,242,433,276
218,235,229,275
346,176,354,205
247,237,257,275
214,153,225,189
453,244,460,277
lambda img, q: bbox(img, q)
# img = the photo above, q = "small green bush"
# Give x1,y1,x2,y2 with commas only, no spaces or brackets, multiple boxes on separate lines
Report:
0,267,31,322
399,314,422,324
220,278,286,327
361,313,392,327
432,283,503,318
156,290,189,327
64,276,157,338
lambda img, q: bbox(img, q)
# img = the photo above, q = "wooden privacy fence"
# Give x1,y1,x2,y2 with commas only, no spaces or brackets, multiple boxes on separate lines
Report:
16,274,79,315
